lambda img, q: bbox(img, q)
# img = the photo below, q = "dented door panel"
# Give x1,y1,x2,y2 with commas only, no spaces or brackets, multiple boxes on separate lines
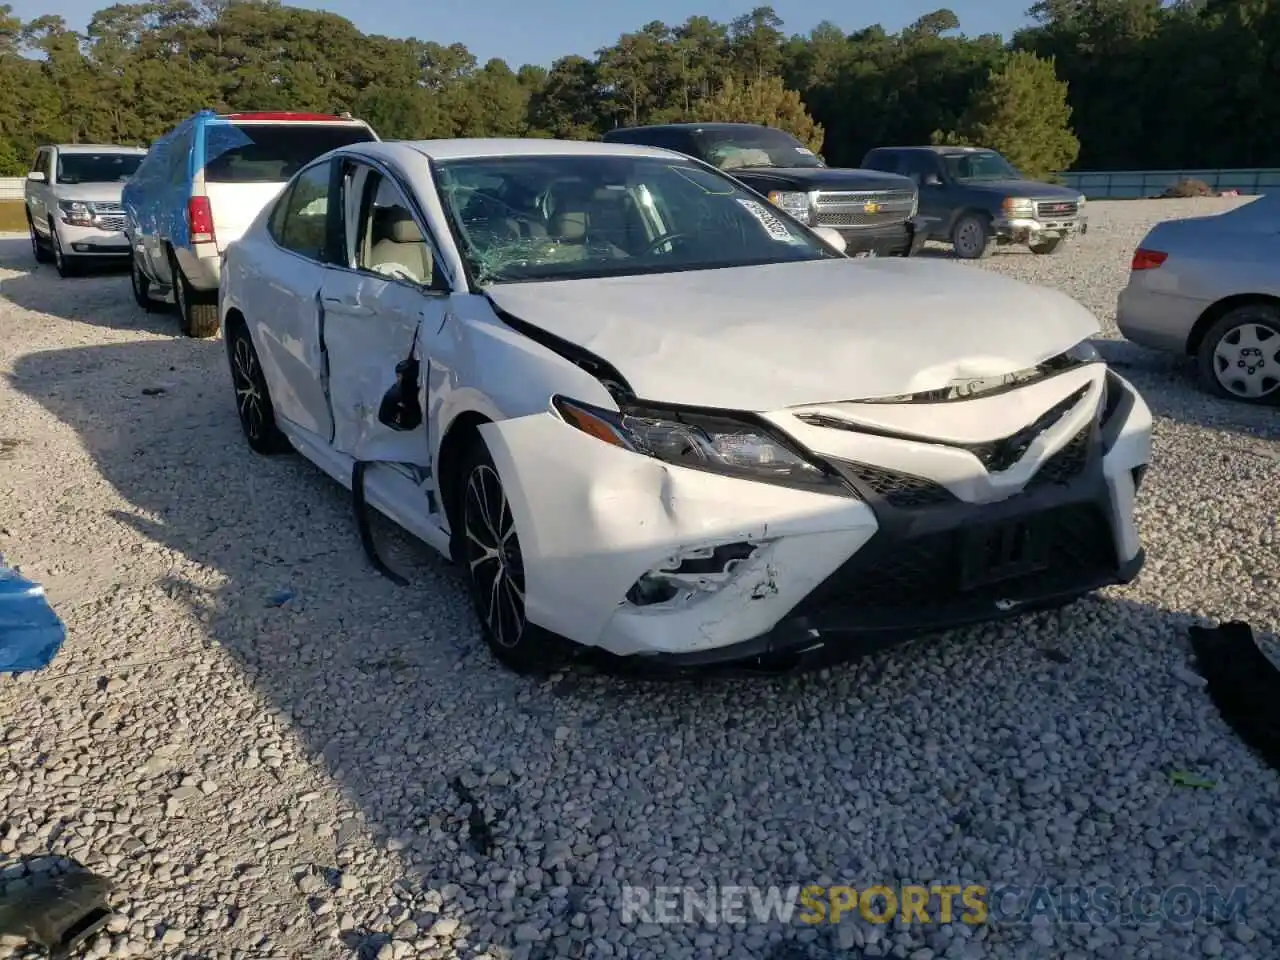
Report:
319,271,440,467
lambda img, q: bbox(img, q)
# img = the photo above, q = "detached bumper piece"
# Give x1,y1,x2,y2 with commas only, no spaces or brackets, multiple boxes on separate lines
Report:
0,868,116,958
1189,621,1280,772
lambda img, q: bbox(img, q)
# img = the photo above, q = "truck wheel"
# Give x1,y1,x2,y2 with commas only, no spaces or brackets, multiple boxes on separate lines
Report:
50,222,78,277
1031,236,1068,255
130,255,153,311
27,213,52,264
168,248,220,338
951,213,992,259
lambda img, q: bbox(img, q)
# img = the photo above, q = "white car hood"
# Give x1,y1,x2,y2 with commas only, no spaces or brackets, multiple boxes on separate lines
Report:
485,257,1100,410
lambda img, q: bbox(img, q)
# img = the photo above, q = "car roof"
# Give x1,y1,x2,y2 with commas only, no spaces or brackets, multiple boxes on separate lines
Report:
348,138,687,163
874,145,997,154
49,144,148,154
606,122,773,134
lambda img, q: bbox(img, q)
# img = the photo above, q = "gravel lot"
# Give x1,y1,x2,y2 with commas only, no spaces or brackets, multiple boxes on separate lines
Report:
1,198,1277,960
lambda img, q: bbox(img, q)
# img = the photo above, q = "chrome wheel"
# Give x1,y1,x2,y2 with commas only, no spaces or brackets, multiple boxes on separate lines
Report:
231,334,265,441
1212,320,1279,400
463,463,526,650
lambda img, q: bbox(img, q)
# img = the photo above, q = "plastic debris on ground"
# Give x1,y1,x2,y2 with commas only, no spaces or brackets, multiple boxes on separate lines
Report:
0,554,68,674
1188,620,1280,772
0,864,115,957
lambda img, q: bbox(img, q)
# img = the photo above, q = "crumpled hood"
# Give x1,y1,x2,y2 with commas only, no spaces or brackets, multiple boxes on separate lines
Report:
486,258,1100,410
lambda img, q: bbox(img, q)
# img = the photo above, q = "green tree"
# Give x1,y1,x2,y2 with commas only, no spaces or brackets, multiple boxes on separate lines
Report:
692,74,824,152
941,50,1079,178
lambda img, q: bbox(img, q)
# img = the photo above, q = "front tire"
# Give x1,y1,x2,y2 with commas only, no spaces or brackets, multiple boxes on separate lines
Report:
1030,235,1068,255
1196,304,1280,405
28,214,52,264
226,320,290,454
456,439,570,675
951,213,992,259
168,248,219,338
50,222,77,277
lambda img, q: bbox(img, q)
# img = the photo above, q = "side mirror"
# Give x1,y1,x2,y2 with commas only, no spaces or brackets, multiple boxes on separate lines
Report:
922,174,942,187
27,171,46,182
812,226,847,254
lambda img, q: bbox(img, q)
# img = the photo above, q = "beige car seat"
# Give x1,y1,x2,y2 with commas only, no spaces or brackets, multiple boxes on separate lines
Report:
366,204,431,285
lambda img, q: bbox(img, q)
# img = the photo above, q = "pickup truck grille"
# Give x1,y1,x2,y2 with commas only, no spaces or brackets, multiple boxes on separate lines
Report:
813,189,915,228
1034,200,1078,219
95,215,127,232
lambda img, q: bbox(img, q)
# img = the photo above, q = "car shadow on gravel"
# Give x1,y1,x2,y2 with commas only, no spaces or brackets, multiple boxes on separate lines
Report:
0,237,177,338
10,338,1280,959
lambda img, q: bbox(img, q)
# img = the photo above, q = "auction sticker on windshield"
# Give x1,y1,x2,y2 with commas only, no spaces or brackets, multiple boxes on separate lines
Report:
737,199,803,242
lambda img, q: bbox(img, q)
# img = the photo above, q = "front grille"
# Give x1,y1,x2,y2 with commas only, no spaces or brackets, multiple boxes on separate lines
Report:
95,215,126,232
1027,424,1092,488
1034,200,1078,219
804,502,1116,612
962,386,1088,471
813,189,914,228
94,201,123,214
832,460,957,508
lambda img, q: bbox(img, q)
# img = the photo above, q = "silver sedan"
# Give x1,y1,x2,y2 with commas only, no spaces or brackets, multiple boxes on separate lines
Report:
1116,194,1279,405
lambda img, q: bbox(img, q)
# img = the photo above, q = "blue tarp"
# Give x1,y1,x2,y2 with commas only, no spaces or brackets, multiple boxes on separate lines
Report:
0,556,66,674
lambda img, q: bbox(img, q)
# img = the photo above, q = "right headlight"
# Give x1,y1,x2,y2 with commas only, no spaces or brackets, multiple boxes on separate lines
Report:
766,190,813,224
552,395,853,495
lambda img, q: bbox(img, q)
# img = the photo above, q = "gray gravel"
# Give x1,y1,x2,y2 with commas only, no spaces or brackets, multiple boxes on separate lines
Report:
0,198,1277,960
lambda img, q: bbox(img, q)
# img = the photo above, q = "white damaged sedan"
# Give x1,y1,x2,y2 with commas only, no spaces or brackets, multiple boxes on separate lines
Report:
219,138,1153,673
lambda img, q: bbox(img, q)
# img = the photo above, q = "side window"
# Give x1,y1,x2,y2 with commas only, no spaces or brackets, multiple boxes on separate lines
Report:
166,128,190,187
274,162,333,260
863,150,898,174
267,183,295,244
39,150,53,179
31,150,43,176
353,170,436,289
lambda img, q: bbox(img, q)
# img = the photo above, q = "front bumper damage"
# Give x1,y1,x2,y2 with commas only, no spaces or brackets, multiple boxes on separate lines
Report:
479,362,1151,664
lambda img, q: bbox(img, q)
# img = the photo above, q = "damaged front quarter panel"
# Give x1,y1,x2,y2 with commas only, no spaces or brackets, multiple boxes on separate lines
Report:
478,411,876,656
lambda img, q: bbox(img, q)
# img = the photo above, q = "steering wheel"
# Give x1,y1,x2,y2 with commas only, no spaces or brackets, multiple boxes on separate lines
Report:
644,232,687,256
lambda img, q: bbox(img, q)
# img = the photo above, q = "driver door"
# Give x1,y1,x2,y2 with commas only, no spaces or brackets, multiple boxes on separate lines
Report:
318,159,448,522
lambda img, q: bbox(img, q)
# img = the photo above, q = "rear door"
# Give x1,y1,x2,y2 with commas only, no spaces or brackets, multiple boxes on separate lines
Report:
201,120,378,252
246,158,341,442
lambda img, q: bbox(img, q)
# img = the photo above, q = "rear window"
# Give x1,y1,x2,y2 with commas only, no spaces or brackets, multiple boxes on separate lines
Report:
203,123,376,184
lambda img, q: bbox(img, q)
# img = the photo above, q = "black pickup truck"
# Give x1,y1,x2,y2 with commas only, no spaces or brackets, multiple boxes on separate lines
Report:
601,123,927,258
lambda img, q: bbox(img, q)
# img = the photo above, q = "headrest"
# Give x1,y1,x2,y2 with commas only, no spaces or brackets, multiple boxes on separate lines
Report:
373,204,422,244
552,211,587,242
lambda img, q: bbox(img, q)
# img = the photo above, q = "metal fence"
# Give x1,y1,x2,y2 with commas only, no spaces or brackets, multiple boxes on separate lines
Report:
1057,168,1280,200
0,178,25,201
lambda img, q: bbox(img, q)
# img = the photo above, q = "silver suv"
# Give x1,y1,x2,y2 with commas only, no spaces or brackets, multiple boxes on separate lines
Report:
24,144,147,277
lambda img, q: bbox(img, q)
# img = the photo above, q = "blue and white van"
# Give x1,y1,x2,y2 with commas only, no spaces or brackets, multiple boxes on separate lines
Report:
123,110,378,336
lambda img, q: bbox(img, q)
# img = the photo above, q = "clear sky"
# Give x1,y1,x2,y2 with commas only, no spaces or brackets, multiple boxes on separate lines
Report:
9,0,1034,68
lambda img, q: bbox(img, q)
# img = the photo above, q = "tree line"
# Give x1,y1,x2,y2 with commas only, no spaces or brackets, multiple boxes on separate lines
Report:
0,0,1276,179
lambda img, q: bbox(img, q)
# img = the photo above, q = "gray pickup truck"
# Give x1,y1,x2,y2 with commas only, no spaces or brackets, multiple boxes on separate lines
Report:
861,145,1088,259
602,123,927,258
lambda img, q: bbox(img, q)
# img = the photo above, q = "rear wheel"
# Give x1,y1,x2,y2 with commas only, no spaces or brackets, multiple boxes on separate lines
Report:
456,439,571,675
27,213,51,264
168,248,219,338
226,319,290,454
1196,304,1280,405
951,213,992,259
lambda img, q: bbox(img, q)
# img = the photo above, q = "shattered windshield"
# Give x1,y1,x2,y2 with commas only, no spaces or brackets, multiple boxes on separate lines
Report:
433,154,840,284
696,128,825,171
940,150,1022,182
